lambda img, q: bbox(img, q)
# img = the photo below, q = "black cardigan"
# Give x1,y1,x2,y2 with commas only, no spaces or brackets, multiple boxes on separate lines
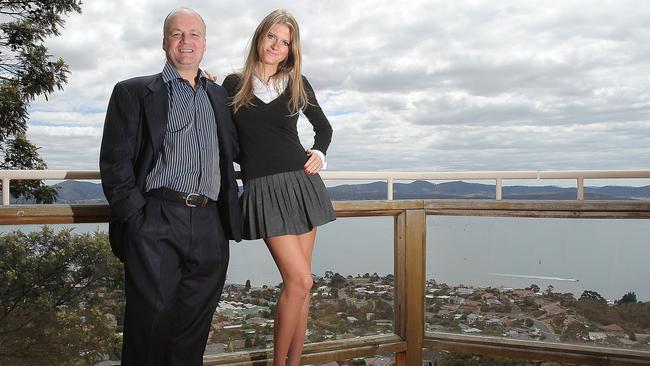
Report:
222,74,333,181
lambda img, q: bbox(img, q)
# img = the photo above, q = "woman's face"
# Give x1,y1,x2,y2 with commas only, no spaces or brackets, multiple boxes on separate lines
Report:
258,23,291,67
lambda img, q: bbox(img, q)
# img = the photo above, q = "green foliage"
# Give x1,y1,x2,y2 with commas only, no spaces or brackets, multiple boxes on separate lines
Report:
557,292,576,308
373,298,393,319
329,272,347,288
545,285,554,295
524,318,534,327
311,312,350,334
618,291,637,305
615,302,650,330
577,291,609,324
382,273,394,285
1,132,57,203
579,290,606,303
0,0,82,202
0,227,124,365
573,289,650,334
439,352,528,366
549,314,566,332
561,321,588,342
521,297,538,311
253,334,265,347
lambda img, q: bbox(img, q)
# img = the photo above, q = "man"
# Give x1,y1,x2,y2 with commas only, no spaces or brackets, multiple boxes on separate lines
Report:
99,8,240,366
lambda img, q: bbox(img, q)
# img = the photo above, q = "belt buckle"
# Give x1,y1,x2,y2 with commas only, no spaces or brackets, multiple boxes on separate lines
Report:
185,193,200,208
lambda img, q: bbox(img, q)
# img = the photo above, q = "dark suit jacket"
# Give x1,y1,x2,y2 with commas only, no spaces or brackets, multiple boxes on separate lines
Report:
99,73,241,261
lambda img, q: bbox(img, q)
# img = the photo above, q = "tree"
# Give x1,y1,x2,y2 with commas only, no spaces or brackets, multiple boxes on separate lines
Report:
374,298,393,319
577,290,609,324
370,272,380,282
245,279,251,292
617,291,637,305
579,290,606,303
253,334,265,347
545,284,554,295
382,273,394,285
561,321,589,342
0,0,82,202
439,352,523,366
0,227,124,365
330,272,346,288
524,318,534,327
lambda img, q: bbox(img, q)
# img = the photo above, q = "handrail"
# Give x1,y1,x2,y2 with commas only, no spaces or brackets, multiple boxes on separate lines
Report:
425,332,650,366
1,200,650,365
2,169,650,205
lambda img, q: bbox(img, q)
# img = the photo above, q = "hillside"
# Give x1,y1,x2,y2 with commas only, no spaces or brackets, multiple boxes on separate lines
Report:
43,180,650,203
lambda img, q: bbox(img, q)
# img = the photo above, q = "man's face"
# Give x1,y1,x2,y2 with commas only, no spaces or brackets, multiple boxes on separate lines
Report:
163,11,206,73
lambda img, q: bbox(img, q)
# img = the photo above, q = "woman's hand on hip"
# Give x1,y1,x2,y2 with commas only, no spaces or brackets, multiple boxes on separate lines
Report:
304,149,323,175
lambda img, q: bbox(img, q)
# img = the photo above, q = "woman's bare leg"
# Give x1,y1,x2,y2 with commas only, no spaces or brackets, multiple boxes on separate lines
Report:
265,228,316,366
286,229,316,366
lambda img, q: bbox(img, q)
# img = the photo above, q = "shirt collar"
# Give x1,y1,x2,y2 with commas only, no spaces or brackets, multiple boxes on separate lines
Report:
162,61,208,89
252,73,288,93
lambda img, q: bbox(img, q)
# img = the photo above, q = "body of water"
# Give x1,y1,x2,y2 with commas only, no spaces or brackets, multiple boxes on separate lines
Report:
426,216,650,301
2,215,648,301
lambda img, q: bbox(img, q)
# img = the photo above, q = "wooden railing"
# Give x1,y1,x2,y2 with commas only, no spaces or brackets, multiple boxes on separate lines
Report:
423,200,650,366
1,169,650,365
2,199,650,365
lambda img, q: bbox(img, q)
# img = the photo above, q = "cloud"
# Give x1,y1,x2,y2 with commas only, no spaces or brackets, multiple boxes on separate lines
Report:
29,111,105,127
22,0,650,176
28,125,102,170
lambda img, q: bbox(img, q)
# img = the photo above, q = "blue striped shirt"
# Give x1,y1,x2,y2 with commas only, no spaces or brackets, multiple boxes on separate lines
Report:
145,62,221,200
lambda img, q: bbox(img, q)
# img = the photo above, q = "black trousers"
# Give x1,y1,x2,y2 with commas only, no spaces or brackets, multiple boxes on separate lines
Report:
121,196,229,366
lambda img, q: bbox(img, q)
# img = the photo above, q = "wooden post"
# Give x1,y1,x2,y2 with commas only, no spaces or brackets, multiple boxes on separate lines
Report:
2,178,9,205
577,177,584,201
496,178,502,201
394,207,426,366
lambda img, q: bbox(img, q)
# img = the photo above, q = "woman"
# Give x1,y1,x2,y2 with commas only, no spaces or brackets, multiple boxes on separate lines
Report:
222,9,335,366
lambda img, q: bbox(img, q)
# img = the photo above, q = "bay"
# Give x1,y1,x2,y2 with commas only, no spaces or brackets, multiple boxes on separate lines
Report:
2,215,648,301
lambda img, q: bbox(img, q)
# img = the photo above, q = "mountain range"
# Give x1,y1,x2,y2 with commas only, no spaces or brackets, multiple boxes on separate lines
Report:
45,180,650,203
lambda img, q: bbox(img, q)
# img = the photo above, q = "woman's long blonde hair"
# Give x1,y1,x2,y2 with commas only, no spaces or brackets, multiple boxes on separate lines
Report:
231,9,308,115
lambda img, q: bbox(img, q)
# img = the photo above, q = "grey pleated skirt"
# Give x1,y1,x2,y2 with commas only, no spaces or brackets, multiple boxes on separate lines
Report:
241,169,336,240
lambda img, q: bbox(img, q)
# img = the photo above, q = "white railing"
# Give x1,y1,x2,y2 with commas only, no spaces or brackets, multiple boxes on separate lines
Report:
1,169,650,205
323,170,650,200
0,170,100,206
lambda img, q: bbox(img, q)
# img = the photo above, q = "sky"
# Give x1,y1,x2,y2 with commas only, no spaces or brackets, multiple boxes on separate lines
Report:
25,0,650,183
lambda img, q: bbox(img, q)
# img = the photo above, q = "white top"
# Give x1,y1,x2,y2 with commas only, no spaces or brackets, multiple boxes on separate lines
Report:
253,74,287,103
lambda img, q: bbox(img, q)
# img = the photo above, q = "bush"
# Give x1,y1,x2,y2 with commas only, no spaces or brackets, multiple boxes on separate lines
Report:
0,227,123,365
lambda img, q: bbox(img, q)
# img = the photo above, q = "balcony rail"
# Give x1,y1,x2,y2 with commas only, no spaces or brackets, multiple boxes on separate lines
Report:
2,169,650,204
1,170,650,365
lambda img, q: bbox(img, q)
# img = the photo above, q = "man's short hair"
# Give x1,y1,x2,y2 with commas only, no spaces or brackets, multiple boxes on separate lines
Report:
163,7,206,35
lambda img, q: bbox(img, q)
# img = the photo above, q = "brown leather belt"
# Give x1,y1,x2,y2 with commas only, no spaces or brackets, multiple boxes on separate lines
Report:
146,188,212,208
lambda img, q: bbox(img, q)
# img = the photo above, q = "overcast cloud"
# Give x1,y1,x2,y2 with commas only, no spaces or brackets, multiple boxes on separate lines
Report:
25,0,650,178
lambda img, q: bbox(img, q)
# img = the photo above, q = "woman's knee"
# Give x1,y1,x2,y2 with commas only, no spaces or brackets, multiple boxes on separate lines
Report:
284,274,313,297
302,275,314,292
